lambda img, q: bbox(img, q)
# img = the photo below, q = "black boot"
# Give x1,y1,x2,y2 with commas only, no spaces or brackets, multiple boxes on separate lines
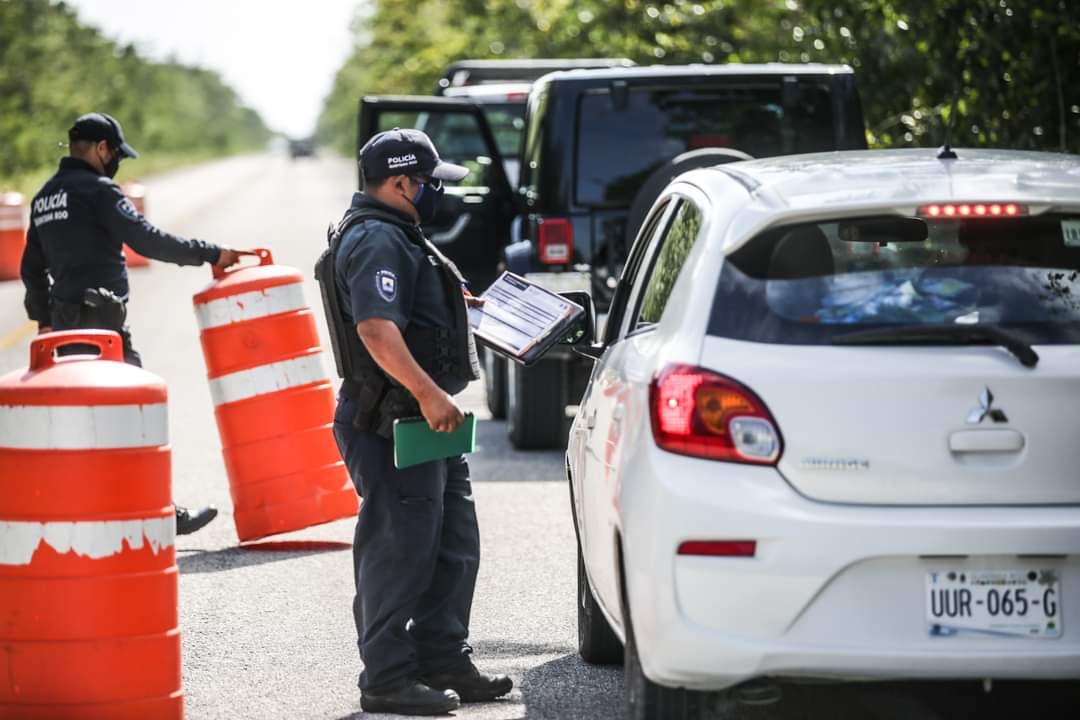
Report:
360,681,460,715
420,662,513,703
175,505,218,536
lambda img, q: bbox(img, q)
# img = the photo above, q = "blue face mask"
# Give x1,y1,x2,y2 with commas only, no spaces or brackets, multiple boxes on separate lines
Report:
411,178,444,223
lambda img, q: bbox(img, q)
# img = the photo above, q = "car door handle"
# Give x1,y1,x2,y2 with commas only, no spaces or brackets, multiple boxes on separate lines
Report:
430,214,471,245
585,409,597,430
612,405,625,422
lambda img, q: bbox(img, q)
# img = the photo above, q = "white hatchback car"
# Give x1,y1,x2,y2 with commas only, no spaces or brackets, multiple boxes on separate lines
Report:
565,148,1080,719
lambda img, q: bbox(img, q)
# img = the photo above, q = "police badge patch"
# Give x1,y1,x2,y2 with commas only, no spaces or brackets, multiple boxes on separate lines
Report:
115,197,140,222
375,269,398,302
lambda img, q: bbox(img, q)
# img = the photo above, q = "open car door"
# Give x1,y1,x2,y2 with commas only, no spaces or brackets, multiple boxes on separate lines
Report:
358,95,517,292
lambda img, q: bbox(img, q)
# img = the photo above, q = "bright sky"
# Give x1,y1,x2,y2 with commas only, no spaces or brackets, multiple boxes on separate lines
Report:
67,0,361,137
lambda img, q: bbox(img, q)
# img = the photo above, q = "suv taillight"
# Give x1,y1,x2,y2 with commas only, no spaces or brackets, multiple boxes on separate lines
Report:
538,217,572,265
649,364,782,465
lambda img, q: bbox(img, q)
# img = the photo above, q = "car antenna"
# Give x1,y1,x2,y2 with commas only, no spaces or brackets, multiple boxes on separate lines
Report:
937,8,967,161
937,88,960,160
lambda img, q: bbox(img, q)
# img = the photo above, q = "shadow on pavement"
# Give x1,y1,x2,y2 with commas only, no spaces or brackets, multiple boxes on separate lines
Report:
177,542,350,574
470,419,566,484
520,653,622,720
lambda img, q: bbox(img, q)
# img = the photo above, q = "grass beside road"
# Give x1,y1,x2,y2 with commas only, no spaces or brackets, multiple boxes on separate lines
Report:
0,146,267,198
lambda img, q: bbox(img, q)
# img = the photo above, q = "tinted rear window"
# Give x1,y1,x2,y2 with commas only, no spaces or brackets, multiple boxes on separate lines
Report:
707,214,1080,345
575,81,837,207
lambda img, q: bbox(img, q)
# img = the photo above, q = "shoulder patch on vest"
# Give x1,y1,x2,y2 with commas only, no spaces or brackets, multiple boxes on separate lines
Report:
115,197,140,222
375,269,398,302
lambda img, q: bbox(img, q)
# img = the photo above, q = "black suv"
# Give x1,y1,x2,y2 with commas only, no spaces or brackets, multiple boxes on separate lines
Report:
357,64,867,449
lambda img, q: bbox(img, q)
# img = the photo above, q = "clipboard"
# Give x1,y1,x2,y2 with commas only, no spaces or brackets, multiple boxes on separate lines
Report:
468,271,585,365
393,413,477,469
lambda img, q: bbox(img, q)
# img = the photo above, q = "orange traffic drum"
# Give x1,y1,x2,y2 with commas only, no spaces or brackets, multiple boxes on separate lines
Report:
119,183,150,268
192,248,357,541
0,330,181,719
0,192,25,281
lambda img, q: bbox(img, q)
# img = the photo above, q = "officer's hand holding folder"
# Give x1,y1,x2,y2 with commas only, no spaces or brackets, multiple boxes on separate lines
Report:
466,271,585,366
393,272,583,468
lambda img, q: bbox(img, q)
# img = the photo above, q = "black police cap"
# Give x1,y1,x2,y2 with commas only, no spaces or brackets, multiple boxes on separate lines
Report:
68,113,139,159
360,128,468,182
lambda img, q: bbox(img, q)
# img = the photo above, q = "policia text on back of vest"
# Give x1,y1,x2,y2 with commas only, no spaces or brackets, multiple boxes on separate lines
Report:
315,203,479,439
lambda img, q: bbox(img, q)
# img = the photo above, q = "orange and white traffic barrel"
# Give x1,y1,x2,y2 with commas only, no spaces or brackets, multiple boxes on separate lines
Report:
0,191,25,281
0,330,181,720
192,248,357,541
120,183,150,268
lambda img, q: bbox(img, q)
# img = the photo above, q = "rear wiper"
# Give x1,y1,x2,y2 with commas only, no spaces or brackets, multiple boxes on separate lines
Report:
832,324,1039,368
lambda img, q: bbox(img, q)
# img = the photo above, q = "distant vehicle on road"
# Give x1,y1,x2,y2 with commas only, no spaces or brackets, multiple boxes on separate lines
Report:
565,147,1080,719
288,137,316,159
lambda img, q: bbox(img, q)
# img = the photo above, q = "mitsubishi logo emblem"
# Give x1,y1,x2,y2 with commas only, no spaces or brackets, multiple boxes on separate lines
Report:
967,387,1008,424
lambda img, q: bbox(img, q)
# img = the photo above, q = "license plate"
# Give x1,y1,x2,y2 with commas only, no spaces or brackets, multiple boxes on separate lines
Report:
925,567,1062,638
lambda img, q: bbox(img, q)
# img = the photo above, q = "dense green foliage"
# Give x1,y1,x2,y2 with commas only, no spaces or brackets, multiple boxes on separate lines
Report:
0,0,269,189
317,0,1080,157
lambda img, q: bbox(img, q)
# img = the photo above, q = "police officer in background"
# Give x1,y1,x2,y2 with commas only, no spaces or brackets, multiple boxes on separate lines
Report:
20,112,245,536
318,129,512,715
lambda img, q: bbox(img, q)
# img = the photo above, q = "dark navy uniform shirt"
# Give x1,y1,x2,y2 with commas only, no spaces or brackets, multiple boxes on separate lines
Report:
21,157,221,323
335,193,453,334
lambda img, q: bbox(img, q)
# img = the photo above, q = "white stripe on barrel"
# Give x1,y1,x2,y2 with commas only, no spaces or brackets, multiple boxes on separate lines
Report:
208,353,329,407
0,517,175,566
194,282,307,330
0,206,23,231
0,403,168,450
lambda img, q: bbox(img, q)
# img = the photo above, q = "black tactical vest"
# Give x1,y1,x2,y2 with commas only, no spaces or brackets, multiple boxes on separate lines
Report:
315,204,479,436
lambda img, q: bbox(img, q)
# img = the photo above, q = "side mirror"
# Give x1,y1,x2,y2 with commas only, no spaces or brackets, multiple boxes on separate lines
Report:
558,291,604,360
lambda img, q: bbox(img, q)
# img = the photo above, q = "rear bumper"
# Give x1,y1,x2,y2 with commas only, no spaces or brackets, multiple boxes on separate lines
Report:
619,447,1080,689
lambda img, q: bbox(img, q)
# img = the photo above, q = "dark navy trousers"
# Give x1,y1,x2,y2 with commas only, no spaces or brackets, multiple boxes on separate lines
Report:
333,394,480,692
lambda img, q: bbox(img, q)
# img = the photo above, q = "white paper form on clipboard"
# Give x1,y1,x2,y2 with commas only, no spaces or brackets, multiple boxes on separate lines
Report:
468,271,584,364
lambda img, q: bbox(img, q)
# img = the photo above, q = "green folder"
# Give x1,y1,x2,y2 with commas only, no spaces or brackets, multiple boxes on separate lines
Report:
393,413,477,469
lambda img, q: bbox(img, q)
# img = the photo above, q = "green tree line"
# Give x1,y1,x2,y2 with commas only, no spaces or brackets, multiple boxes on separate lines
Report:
317,0,1080,157
0,0,270,190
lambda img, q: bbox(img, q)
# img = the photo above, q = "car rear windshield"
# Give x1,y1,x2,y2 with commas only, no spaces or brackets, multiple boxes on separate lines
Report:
707,213,1080,345
575,81,837,207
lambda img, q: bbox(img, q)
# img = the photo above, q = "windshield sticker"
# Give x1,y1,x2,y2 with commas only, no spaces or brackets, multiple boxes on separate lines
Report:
1062,220,1080,247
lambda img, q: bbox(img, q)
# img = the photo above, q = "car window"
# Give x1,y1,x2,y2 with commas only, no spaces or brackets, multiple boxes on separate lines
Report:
518,86,549,202
708,212,1080,345
412,111,498,187
478,103,526,158
604,199,673,344
632,200,704,330
575,81,836,208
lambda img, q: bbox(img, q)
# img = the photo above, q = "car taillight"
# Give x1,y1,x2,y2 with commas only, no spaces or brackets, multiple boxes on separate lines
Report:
918,203,1027,218
649,364,781,464
538,217,572,264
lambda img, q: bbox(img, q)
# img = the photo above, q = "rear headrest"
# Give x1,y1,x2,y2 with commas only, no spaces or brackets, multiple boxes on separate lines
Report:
768,225,835,280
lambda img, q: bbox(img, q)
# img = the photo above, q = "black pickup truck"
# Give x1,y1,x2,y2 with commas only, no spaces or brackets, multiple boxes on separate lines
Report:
358,63,867,449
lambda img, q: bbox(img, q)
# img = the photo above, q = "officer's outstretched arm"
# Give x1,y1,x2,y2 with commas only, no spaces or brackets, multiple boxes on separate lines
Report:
98,184,221,267
357,318,464,433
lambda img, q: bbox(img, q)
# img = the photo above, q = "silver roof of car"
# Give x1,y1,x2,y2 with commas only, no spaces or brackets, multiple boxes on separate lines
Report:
698,148,1080,210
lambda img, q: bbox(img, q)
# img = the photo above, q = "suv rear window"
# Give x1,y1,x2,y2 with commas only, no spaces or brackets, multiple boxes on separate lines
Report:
707,213,1080,345
575,82,836,207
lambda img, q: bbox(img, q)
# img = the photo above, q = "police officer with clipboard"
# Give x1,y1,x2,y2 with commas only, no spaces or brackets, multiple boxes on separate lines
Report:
20,112,245,535
317,129,512,715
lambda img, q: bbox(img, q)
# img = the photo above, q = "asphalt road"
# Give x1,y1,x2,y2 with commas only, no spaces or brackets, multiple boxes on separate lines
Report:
1,154,1075,719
